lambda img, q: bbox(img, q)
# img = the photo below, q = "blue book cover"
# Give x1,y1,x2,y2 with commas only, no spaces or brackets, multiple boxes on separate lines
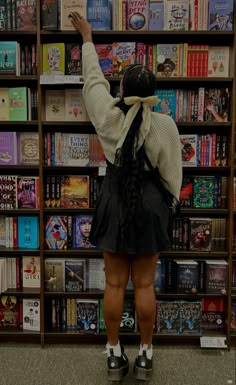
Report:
18,216,39,249
180,301,202,335
73,214,95,249
87,0,111,30
0,41,18,75
45,215,68,250
154,260,165,293
149,0,164,31
208,0,234,30
153,89,177,121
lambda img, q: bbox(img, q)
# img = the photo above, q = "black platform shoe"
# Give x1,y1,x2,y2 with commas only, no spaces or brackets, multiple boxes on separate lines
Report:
107,345,129,382
134,350,153,381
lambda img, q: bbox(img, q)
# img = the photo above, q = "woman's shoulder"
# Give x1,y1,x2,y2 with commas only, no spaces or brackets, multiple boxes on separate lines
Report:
151,111,178,132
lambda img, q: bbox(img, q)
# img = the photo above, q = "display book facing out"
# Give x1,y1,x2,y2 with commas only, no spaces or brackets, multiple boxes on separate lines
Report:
0,0,235,348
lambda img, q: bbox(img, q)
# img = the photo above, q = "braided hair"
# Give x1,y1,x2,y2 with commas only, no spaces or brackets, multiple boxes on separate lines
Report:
114,64,156,234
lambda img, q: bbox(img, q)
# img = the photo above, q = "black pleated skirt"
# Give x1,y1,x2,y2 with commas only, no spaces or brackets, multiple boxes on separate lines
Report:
89,161,171,256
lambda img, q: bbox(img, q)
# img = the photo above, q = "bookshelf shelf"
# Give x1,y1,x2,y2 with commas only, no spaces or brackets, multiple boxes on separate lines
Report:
43,208,96,214
0,76,38,81
0,247,40,255
42,121,93,126
43,166,98,174
43,249,102,257
160,250,229,258
0,121,38,125
182,166,230,174
179,208,229,215
3,288,40,297
0,31,36,35
0,209,40,215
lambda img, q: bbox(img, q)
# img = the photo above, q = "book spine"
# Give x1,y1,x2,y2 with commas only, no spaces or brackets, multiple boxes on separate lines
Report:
16,257,20,288
13,216,18,248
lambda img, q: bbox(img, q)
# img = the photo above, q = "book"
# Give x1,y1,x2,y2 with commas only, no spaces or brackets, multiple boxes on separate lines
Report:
154,260,165,293
0,132,17,165
120,300,137,332
0,88,9,120
17,132,39,165
65,259,86,291
16,176,40,209
156,44,179,77
63,133,90,166
205,259,228,294
76,299,99,333
153,89,177,120
22,256,40,288
158,301,181,334
65,43,82,75
0,295,20,327
193,177,214,208
16,0,37,31
73,214,94,248
45,215,68,250
0,0,7,30
9,87,28,121
65,89,89,121
204,88,230,123
95,44,113,76
0,41,19,75
18,216,39,248
180,301,202,335
180,135,197,167
0,175,17,209
87,0,111,30
189,218,212,251
45,90,65,121
112,42,136,76
22,298,40,331
60,175,89,208
208,0,234,31
164,0,189,31
149,0,164,30
45,259,65,291
60,0,87,30
179,176,193,207
208,46,230,77
174,260,199,294
127,0,149,31
42,43,65,75
202,297,225,330
41,0,58,30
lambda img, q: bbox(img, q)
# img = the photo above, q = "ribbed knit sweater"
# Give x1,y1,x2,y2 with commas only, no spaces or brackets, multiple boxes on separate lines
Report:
82,42,182,199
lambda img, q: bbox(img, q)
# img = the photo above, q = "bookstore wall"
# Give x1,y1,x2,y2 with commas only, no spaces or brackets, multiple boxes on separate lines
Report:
0,0,236,348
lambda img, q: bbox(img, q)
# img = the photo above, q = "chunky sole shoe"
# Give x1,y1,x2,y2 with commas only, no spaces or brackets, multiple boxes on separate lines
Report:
107,346,129,382
134,351,153,382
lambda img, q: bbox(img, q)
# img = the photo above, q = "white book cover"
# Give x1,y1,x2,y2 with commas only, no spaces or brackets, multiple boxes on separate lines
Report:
23,298,40,331
63,133,90,167
65,89,89,121
22,256,41,288
45,90,65,121
61,0,87,30
164,0,189,31
180,134,197,166
208,46,229,77
88,259,105,290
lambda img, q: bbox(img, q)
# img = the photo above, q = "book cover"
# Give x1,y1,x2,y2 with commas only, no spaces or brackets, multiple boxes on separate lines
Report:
17,132,39,165
45,90,65,121
65,43,82,75
0,132,17,165
180,134,197,167
41,0,58,30
16,176,39,209
65,89,89,121
87,0,111,30
16,0,37,31
208,46,230,77
153,89,177,120
0,295,20,327
22,256,40,288
88,258,105,290
208,0,234,31
0,88,9,120
95,44,113,76
193,176,214,208
42,43,65,75
60,0,87,30
127,0,149,31
0,215,6,247
158,301,181,334
179,176,193,207
60,175,89,208
65,259,86,291
63,133,90,166
205,260,228,294
120,300,137,332
45,259,65,291
22,298,40,331
149,0,164,30
76,299,99,333
154,260,165,293
164,0,189,31
9,87,27,121
112,42,136,76
45,215,68,250
18,216,39,248
180,301,202,335
0,175,17,209
231,302,236,331
189,218,212,251
156,44,179,77
204,88,230,122
73,214,94,249
175,260,199,294
0,41,19,75
0,0,6,30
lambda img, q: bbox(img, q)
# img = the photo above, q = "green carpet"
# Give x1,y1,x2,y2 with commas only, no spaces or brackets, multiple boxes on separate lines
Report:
0,344,235,385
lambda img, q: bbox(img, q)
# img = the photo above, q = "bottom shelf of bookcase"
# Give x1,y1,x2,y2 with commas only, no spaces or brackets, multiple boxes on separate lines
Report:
0,328,40,343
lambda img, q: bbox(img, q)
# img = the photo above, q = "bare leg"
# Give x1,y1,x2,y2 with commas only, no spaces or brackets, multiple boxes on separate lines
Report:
103,251,130,345
131,254,159,347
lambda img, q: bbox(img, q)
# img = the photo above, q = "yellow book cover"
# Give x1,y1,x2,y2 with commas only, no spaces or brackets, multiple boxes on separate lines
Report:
42,43,65,75
0,88,9,120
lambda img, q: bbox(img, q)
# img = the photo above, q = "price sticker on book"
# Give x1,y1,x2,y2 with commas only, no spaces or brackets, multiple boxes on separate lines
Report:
200,336,227,349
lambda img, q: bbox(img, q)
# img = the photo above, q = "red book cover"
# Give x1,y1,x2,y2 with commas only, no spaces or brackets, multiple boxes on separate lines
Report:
13,216,18,248
16,0,37,31
0,295,20,327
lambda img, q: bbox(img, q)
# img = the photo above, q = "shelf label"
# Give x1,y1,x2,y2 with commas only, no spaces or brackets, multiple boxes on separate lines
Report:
98,166,107,176
200,336,227,349
40,75,84,85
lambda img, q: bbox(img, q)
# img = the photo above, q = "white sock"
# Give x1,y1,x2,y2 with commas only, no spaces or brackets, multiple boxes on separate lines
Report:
138,344,153,360
106,341,122,357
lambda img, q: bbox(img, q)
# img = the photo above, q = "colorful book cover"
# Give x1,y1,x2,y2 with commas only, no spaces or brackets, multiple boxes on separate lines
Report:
65,43,82,75
17,176,39,209
41,0,58,30
9,87,28,121
205,260,228,294
164,0,189,31
65,89,89,122
175,260,199,294
22,298,40,331
16,0,37,31
65,259,86,291
180,134,197,167
73,214,94,249
42,43,65,75
0,215,6,247
193,176,214,208
179,176,193,207
87,0,111,30
153,89,177,120
45,259,65,291
0,175,17,209
45,215,68,250
60,0,87,30
208,46,230,77
95,44,113,76
120,300,137,332
189,217,212,251
156,44,179,77
0,41,19,75
45,90,65,121
63,133,90,166
0,132,17,165
208,0,234,31
22,256,40,288
60,175,89,209
158,301,181,334
127,0,149,30
17,132,39,165
0,295,20,327
202,311,225,330
149,0,164,30
180,301,202,335
0,88,9,120
76,299,99,333
18,216,39,249
112,42,136,76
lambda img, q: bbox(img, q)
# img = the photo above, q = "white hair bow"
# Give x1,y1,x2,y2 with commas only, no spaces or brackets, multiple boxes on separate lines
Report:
124,95,159,106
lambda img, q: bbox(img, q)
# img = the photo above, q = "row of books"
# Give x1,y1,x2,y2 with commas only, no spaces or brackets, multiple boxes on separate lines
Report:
0,216,39,249
0,42,37,76
0,132,39,166
180,134,228,167
44,133,105,167
232,223,236,251
170,217,226,252
233,177,236,208
0,0,36,31
180,176,228,209
0,88,38,121
232,261,236,294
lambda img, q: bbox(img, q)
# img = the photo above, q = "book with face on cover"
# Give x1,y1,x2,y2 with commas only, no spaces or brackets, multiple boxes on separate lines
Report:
42,43,65,75
16,0,37,31
208,0,234,31
60,0,87,30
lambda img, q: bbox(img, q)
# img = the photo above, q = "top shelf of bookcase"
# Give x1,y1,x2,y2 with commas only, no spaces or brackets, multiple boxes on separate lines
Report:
40,30,234,36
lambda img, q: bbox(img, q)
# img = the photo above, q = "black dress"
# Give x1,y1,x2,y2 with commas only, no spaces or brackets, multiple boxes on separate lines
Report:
89,160,171,256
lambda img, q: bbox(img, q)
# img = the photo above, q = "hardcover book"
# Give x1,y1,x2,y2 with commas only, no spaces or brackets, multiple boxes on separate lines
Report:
156,44,179,77
0,175,17,209
0,132,17,165
18,216,39,249
180,135,197,167
0,0,6,30
65,89,89,121
204,88,230,122
42,43,65,75
60,0,87,30
149,0,164,30
87,0,111,30
62,133,90,166
16,0,37,31
0,295,20,327
9,87,28,121
208,0,234,31
112,42,136,76
17,132,39,165
60,175,89,209
193,177,214,208
45,215,68,250
45,259,65,292
22,298,40,331
95,44,113,76
0,88,9,120
208,46,230,77
120,300,137,332
205,260,228,294
65,259,86,291
154,260,165,293
0,41,19,75
158,301,181,335
174,260,199,294
127,0,149,31
179,176,193,207
73,214,94,249
76,299,99,333
189,218,212,252
202,297,225,330
45,90,65,121
41,0,58,30
164,0,189,31
22,256,40,288
17,176,40,209
153,89,177,120
180,301,202,335
65,43,82,75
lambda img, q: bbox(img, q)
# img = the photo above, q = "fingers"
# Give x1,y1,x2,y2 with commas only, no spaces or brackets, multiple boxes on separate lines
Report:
69,11,83,22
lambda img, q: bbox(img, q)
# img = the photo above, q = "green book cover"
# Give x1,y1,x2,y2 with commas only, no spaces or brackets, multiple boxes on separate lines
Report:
0,41,19,75
193,177,214,208
9,87,27,121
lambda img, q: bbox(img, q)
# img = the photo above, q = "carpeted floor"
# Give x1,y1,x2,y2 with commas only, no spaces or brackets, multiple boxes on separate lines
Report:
0,344,235,385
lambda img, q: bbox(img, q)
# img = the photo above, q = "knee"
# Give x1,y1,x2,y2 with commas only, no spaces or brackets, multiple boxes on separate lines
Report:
131,275,154,291
105,277,128,291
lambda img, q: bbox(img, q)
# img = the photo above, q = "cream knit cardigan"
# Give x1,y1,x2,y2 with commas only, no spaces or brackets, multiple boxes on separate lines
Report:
82,42,182,200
